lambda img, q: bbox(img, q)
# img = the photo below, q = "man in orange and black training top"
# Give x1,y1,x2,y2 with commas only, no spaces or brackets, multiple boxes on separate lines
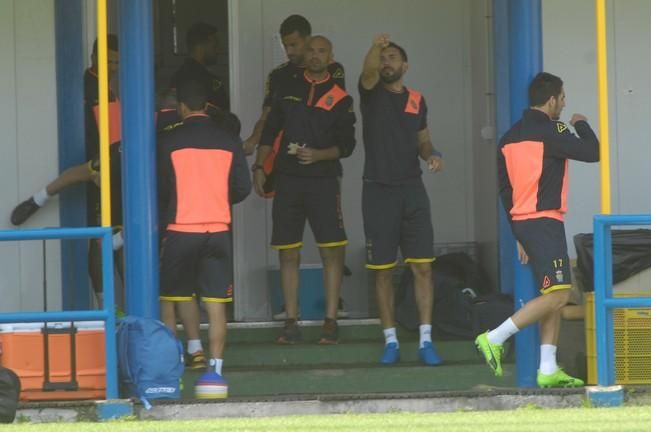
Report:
359,35,444,367
476,72,599,388
157,80,251,398
242,14,345,156
252,36,355,345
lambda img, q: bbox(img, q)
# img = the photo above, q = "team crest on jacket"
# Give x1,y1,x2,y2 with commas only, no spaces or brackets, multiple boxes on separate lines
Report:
556,122,568,134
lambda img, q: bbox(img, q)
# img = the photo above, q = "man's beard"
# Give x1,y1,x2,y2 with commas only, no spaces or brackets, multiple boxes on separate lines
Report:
380,68,403,84
551,108,562,120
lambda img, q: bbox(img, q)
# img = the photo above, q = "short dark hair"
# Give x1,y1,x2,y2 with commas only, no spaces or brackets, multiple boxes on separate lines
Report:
186,22,218,51
385,42,408,62
528,72,563,107
279,15,311,38
177,80,208,111
92,34,119,56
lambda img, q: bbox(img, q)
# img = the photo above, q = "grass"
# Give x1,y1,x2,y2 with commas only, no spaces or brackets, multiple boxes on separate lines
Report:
6,406,651,432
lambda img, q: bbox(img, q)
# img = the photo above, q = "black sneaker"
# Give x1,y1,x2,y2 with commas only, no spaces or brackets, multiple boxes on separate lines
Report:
276,319,302,345
185,350,207,370
11,197,41,225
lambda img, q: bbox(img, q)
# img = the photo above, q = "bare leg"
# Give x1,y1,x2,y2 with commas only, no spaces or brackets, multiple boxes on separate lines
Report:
279,248,300,320
205,302,227,359
511,289,571,330
561,304,584,321
46,161,96,196
178,300,202,341
375,268,395,329
160,300,177,335
410,262,433,325
540,308,562,346
319,246,345,320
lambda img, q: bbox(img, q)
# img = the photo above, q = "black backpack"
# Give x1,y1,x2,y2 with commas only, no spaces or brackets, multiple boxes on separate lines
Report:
395,253,513,338
434,289,513,339
0,367,20,423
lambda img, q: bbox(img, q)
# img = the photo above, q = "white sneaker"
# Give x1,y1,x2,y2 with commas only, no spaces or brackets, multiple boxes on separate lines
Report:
272,309,294,320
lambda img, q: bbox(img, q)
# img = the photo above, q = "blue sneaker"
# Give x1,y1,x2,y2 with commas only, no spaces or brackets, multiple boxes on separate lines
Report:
418,341,443,366
380,342,400,365
194,371,228,399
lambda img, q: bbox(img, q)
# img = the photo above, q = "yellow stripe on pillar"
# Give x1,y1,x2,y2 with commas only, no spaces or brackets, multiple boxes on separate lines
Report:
595,0,612,215
97,0,112,227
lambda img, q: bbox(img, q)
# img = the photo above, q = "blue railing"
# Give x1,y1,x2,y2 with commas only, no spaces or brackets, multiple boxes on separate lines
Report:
593,214,651,386
0,227,117,399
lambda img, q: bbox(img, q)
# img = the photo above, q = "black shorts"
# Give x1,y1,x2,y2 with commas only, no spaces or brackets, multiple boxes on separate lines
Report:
271,174,347,249
512,217,571,294
159,230,233,303
362,179,434,269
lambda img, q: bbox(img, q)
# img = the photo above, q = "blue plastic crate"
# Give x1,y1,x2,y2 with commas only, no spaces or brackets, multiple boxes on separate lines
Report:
269,264,325,321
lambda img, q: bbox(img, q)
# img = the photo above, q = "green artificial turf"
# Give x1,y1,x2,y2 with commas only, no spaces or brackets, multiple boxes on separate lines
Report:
7,406,651,432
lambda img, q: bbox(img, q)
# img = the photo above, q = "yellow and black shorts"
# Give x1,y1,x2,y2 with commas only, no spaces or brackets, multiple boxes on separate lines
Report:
271,174,347,250
362,179,434,270
513,217,572,294
160,230,233,303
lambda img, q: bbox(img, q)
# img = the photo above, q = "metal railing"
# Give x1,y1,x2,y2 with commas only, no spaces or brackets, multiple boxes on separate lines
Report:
0,227,117,399
593,214,651,386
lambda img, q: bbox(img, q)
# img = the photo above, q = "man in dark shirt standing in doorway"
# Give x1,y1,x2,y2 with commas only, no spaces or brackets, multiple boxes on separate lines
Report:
359,34,444,366
253,36,355,345
242,14,345,156
171,22,229,111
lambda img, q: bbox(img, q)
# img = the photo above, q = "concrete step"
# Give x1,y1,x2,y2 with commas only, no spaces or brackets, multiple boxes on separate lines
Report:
222,340,487,368
217,320,403,344
181,363,516,398
181,320,476,345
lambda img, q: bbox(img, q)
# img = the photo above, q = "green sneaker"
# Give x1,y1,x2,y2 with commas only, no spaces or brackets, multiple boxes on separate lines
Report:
475,331,504,377
537,368,584,388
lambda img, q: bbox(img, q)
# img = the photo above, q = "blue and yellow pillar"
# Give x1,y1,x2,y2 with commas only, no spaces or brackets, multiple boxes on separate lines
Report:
495,0,542,388
118,0,159,319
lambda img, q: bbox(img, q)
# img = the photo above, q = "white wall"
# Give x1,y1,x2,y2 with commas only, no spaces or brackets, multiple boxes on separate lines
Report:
542,0,651,256
471,0,498,289
232,0,490,319
0,0,61,312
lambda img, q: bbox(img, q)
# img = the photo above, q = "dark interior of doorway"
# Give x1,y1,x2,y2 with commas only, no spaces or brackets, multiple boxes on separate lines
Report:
153,0,230,101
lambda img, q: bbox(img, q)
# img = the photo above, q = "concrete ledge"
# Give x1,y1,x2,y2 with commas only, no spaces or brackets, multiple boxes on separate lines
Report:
138,389,585,420
16,387,651,423
96,399,134,421
586,386,624,407
15,401,96,423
